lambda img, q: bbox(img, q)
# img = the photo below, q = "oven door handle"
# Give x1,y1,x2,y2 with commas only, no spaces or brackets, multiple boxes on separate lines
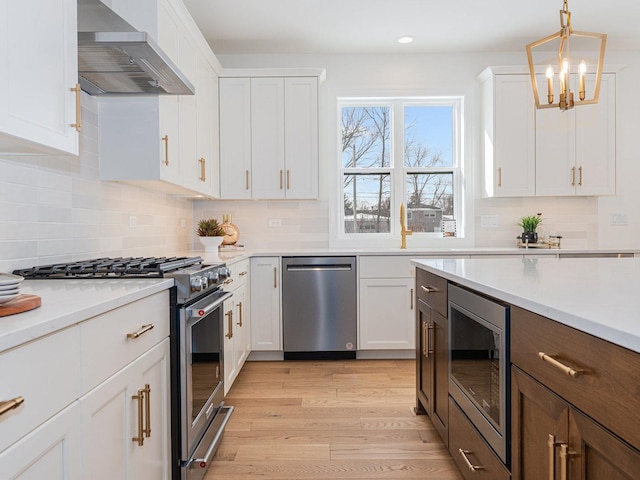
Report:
189,405,234,469
187,292,233,319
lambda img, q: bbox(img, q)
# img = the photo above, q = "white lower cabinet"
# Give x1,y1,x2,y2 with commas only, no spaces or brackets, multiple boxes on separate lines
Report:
0,403,81,480
80,338,170,480
250,257,281,351
359,277,415,350
223,258,251,393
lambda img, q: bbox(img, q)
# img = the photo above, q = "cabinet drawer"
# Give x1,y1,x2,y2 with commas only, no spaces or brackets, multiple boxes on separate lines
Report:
80,291,170,392
449,397,510,480
225,258,250,290
359,256,414,278
511,306,640,451
0,326,81,452
416,268,447,316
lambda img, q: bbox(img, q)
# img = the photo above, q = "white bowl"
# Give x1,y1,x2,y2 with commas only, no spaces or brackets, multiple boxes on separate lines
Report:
0,288,19,296
0,273,23,287
0,283,20,291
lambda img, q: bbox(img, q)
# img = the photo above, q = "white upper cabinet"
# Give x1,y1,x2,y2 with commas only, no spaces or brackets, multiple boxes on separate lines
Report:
219,77,252,199
219,73,320,200
98,0,222,197
478,69,536,197
536,73,616,196
479,67,616,198
0,0,79,155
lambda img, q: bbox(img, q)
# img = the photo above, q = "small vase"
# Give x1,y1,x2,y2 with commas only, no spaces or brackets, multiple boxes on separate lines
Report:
199,236,224,252
521,231,538,244
221,214,240,245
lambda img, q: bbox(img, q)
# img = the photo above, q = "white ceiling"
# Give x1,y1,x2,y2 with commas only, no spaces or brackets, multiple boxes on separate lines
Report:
182,0,640,56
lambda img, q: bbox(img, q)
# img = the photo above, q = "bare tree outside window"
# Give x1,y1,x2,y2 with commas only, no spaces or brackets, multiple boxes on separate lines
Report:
339,99,461,237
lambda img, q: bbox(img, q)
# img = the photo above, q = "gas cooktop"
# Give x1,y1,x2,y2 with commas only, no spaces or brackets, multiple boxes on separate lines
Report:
13,256,205,279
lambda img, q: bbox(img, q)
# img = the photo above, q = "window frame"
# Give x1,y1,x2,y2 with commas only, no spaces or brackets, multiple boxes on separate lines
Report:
336,96,465,246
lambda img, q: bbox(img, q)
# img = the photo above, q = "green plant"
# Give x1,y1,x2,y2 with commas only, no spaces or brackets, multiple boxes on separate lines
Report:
197,218,225,237
517,214,543,232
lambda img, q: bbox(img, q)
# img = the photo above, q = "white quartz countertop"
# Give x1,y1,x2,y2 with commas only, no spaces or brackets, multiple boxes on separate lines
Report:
0,278,173,353
412,257,640,353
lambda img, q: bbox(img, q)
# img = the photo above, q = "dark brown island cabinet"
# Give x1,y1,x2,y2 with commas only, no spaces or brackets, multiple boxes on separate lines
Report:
415,268,449,445
511,306,640,479
415,266,640,480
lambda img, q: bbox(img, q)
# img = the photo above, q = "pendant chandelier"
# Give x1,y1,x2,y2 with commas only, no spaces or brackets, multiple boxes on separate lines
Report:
526,0,606,111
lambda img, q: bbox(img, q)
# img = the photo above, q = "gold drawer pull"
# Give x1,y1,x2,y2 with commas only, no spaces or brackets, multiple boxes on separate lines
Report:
143,384,151,438
245,169,250,190
410,288,414,310
199,157,206,181
162,135,169,166
538,352,583,378
223,278,234,285
420,285,438,293
458,448,484,471
226,310,233,339
237,301,243,327
497,166,502,187
0,396,24,417
127,324,155,339
239,271,247,276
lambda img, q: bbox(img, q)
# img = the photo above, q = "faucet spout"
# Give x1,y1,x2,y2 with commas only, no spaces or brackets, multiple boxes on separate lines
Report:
400,203,412,249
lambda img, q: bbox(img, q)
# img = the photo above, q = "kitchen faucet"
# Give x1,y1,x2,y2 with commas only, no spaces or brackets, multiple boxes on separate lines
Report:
400,203,412,249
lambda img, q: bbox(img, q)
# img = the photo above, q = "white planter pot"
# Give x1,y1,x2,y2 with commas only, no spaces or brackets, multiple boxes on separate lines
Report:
198,236,224,252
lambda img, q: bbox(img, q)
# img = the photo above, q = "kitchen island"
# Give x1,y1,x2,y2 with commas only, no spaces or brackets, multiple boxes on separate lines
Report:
413,256,640,480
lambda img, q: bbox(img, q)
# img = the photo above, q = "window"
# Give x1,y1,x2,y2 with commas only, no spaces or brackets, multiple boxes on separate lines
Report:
339,97,462,240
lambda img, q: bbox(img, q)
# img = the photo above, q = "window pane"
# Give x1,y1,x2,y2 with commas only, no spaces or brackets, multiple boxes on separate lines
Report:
406,173,453,232
404,106,453,168
344,174,391,233
341,106,391,168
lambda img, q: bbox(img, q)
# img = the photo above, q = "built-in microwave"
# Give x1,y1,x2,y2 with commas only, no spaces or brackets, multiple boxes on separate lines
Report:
448,283,510,465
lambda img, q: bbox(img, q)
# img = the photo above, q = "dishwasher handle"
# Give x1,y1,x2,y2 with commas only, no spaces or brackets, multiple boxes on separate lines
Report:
285,264,353,272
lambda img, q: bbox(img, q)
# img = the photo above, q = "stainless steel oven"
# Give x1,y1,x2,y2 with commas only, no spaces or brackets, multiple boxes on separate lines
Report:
448,284,510,465
174,289,233,479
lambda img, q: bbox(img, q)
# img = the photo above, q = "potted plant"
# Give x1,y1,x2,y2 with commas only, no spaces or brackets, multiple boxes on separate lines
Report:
517,214,543,244
197,218,225,251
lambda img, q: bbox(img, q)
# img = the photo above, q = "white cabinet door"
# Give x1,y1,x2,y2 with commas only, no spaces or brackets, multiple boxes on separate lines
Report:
0,0,79,155
536,73,615,196
0,403,81,480
80,339,170,480
359,278,415,350
219,77,252,199
250,257,281,351
575,73,616,196
284,77,319,199
480,73,536,197
251,77,286,199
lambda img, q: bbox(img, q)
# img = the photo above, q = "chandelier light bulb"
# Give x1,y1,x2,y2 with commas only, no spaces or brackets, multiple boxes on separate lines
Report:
546,66,554,103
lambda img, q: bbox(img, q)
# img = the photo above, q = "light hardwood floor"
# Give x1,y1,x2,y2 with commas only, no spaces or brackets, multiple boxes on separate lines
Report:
206,359,463,479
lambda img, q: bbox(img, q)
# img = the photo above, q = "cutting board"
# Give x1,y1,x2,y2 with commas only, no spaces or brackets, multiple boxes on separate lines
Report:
0,294,41,317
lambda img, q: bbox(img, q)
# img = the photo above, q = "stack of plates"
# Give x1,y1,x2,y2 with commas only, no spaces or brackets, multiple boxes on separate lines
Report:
0,273,23,305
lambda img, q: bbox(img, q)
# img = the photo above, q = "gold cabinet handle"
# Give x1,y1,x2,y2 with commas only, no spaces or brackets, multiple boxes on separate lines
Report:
286,169,290,190
127,324,155,339
497,166,502,187
559,443,577,480
132,387,145,446
538,352,583,378
239,271,247,276
410,288,414,310
571,166,576,186
237,301,243,327
245,169,250,190
223,278,234,285
458,449,484,471
420,285,439,293
578,166,583,186
0,396,24,417
70,83,82,132
162,135,169,166
273,267,277,289
279,170,284,189
548,434,558,480
426,323,434,358
199,158,206,181
143,384,151,438
422,321,428,357
226,310,233,339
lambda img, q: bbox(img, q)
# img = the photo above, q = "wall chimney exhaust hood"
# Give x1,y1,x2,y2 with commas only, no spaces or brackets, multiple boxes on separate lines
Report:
77,0,194,96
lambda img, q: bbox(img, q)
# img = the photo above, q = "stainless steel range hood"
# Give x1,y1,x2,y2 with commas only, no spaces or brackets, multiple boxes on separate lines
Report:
77,0,194,96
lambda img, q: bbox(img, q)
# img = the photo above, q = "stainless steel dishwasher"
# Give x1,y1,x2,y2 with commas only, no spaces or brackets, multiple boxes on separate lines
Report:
282,256,357,360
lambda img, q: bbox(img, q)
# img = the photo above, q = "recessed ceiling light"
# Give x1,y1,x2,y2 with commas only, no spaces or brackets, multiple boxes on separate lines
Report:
397,35,415,44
